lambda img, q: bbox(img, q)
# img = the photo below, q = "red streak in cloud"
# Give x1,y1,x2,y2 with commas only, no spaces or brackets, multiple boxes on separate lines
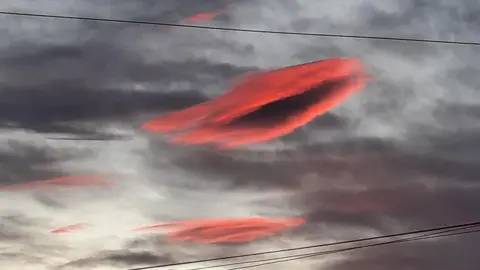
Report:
143,58,370,148
133,217,305,244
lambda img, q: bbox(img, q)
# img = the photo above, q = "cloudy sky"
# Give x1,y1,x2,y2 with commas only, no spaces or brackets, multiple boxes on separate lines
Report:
1,0,480,269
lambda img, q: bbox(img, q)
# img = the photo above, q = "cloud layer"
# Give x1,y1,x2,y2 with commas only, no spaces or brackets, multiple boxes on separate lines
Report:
1,0,480,269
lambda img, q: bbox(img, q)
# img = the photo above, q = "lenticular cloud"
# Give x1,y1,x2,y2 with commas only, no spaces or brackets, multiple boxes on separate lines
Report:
133,217,305,244
143,57,370,148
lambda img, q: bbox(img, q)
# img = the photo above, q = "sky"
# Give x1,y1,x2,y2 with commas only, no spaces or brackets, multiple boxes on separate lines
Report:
1,0,480,269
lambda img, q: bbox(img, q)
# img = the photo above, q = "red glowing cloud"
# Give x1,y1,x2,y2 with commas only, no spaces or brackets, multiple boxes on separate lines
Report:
143,58,370,148
184,11,223,23
133,217,305,244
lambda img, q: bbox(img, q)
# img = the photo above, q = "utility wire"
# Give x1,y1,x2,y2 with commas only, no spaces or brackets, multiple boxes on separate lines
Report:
127,221,480,270
1,11,480,47
221,225,480,270
184,224,480,270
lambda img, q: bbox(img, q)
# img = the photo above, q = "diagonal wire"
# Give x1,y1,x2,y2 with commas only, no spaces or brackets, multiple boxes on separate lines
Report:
1,11,480,46
184,224,480,270
221,225,480,270
127,221,480,269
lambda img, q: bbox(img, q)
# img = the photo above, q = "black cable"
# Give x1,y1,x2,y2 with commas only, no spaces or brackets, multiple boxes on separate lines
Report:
222,226,480,270
226,227,480,270
1,11,480,46
127,221,480,269
184,224,480,270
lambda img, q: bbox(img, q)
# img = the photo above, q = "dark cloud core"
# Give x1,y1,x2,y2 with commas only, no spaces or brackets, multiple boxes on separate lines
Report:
228,78,358,127
1,0,480,269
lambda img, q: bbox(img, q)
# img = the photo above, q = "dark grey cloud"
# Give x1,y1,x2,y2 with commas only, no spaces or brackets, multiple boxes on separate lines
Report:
0,41,251,138
60,250,173,269
0,141,88,186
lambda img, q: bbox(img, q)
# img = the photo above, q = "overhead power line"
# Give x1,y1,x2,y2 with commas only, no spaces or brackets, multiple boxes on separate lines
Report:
216,225,480,270
184,225,480,269
1,10,480,46
127,221,480,270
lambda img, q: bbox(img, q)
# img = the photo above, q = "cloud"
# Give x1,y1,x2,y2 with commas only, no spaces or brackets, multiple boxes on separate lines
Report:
60,249,173,269
0,0,479,269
